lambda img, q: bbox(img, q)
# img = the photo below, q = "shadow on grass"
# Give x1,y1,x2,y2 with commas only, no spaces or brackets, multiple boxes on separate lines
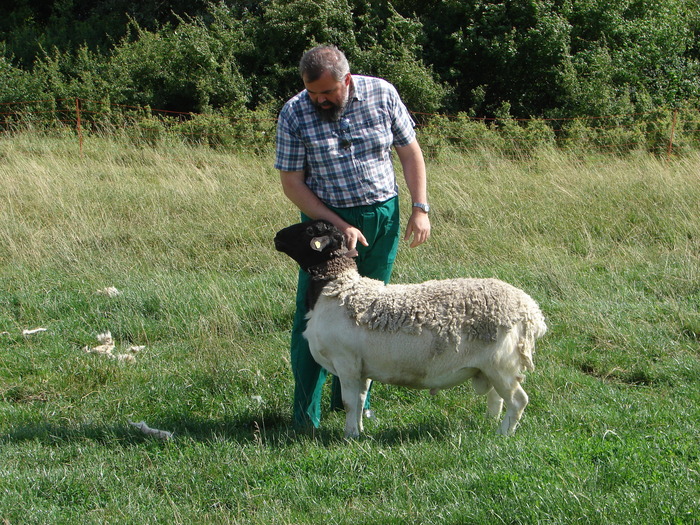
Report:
0,409,293,447
1,408,489,448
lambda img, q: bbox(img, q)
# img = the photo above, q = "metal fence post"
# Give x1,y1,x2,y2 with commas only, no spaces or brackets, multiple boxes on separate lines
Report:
667,108,678,163
75,98,83,156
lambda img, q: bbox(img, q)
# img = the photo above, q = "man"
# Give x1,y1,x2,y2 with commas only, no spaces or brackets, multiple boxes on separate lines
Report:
275,45,431,429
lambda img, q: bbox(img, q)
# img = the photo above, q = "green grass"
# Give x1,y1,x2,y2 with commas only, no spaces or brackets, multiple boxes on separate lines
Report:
1,134,699,524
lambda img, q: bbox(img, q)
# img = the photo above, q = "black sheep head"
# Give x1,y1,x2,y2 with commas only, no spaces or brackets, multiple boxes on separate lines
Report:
274,219,345,271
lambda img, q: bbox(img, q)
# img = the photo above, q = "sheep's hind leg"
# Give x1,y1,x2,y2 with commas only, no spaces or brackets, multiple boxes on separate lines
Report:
492,379,529,436
486,388,504,419
472,372,504,418
471,372,491,395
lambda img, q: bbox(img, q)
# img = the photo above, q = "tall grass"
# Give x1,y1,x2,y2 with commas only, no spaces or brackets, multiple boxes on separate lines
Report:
1,134,699,524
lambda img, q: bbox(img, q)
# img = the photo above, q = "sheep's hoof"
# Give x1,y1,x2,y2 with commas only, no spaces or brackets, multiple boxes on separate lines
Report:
497,418,519,436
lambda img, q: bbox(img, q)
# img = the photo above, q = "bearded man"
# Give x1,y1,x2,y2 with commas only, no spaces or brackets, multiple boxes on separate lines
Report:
274,44,431,429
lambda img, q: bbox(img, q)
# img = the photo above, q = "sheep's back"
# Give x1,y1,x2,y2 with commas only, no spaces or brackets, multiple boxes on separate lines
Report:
322,275,545,353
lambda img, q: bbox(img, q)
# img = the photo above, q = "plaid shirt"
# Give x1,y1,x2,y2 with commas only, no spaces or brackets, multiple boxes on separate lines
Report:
274,75,416,208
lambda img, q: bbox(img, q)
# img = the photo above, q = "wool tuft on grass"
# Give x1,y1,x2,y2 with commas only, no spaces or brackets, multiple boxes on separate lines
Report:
83,331,144,363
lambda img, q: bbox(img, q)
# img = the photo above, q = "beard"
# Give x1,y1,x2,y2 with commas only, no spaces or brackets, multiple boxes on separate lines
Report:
313,99,347,122
312,87,351,122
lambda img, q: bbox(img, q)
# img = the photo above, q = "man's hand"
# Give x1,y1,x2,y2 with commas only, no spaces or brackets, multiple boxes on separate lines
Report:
339,224,369,252
395,140,430,248
404,210,431,248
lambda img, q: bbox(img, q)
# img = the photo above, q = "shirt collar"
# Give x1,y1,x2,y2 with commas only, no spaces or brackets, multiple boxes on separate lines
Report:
349,75,363,102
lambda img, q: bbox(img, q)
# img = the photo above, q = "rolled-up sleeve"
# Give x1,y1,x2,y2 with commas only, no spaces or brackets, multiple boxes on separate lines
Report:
388,84,416,148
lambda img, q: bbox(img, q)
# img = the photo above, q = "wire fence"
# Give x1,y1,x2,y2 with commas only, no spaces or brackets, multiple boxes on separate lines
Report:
2,98,700,161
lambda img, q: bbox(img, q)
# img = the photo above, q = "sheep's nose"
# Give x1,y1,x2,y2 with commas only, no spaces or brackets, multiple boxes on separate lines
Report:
274,236,291,252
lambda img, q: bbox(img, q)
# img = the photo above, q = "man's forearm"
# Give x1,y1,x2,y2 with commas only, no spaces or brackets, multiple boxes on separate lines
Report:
395,140,428,204
279,170,368,249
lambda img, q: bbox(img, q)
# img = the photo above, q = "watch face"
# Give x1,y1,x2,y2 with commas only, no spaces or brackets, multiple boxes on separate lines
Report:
414,203,430,213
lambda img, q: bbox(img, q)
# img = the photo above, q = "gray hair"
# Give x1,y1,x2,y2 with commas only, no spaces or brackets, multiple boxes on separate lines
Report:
299,45,350,83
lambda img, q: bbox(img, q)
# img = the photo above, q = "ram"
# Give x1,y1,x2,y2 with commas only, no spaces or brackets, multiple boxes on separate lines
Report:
274,219,547,437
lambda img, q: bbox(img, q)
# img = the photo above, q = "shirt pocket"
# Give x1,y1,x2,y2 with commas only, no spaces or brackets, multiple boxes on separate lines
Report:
356,113,392,153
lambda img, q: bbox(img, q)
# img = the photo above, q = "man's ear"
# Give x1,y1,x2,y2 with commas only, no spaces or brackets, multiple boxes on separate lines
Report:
310,236,332,252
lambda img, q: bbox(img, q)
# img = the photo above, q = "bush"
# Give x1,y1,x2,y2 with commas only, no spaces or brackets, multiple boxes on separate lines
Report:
222,105,277,155
417,114,493,160
0,52,40,104
106,7,252,112
130,116,168,146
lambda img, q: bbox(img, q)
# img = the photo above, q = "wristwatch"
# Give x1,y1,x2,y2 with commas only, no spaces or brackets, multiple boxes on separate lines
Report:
412,202,430,213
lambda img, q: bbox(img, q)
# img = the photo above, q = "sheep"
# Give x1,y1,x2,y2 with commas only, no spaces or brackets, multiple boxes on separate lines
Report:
274,219,547,438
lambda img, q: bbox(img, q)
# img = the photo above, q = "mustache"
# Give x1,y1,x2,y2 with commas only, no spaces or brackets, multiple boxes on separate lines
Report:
313,99,344,122
313,100,337,109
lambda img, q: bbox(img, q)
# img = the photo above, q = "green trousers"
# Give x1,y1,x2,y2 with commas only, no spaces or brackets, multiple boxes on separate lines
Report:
290,197,400,428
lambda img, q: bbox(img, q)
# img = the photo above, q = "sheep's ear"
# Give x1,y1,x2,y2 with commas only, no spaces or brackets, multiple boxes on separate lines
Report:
310,236,331,252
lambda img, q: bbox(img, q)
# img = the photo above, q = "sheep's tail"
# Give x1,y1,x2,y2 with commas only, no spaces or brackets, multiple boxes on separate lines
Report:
518,308,548,373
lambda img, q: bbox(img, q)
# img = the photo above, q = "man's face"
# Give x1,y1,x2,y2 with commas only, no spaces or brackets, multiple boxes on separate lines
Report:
303,70,351,122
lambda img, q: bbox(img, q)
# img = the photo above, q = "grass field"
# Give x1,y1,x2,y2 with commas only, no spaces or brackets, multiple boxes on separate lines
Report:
1,134,699,524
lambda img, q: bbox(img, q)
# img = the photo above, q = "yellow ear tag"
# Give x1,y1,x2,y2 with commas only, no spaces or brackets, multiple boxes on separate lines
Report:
314,240,322,249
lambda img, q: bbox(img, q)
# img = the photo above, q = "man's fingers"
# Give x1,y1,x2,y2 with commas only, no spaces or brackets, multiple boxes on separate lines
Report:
343,227,368,252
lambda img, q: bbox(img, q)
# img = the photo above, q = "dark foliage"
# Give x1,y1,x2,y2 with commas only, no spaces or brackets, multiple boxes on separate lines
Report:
0,0,698,118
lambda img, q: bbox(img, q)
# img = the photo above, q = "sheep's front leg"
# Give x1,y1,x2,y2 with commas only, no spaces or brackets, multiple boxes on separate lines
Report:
339,375,368,438
358,378,372,430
